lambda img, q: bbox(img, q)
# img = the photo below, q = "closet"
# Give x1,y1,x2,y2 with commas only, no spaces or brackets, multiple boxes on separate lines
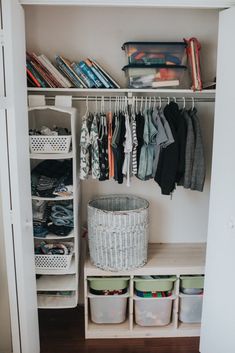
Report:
1,1,235,353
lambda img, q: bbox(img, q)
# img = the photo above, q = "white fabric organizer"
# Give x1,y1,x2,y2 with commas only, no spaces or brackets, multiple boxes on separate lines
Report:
28,96,80,309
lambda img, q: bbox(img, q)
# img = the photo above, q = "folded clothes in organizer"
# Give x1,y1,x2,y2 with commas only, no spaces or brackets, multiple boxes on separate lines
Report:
29,125,70,136
35,241,74,255
32,200,50,238
32,200,74,237
31,160,73,198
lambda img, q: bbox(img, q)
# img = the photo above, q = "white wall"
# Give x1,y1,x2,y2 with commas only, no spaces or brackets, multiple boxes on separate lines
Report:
0,193,12,353
25,6,218,243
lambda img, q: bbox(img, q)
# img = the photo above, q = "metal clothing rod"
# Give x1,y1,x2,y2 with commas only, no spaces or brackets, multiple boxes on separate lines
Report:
43,96,215,103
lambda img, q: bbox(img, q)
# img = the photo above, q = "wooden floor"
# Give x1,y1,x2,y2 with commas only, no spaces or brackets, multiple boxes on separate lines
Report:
39,307,200,353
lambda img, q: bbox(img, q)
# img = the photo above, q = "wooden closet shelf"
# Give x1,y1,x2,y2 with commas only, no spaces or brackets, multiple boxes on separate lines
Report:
85,243,206,276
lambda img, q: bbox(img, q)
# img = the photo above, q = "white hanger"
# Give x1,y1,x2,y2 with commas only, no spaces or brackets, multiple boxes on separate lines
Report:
182,97,186,109
158,96,162,109
191,97,195,110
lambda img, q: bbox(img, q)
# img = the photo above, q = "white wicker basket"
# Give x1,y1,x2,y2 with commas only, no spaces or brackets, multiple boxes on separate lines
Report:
29,135,72,154
35,254,72,271
88,195,149,271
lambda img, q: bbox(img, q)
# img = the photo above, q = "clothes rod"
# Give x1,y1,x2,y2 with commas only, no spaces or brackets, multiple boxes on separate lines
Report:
43,96,215,103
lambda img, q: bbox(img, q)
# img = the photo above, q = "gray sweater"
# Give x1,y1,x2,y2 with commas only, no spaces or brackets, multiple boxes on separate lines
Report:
190,108,206,192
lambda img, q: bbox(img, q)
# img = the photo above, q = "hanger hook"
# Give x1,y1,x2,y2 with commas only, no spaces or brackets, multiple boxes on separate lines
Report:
167,96,170,105
85,96,89,116
173,96,176,103
135,96,138,114
95,96,98,115
192,97,195,110
182,97,186,109
153,96,156,110
158,96,162,109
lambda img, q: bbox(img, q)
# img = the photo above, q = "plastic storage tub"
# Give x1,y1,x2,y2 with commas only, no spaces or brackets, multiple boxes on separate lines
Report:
88,277,129,291
123,64,187,89
134,276,176,292
134,295,175,326
89,293,128,324
180,275,204,290
122,42,187,65
179,293,203,323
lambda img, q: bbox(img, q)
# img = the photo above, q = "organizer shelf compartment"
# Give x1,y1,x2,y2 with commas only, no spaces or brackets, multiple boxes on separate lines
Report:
29,100,80,309
84,243,206,339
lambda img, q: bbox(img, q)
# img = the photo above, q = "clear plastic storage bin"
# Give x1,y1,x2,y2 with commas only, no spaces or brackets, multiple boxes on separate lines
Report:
89,293,128,324
134,295,175,326
122,41,187,65
123,64,187,89
179,293,203,323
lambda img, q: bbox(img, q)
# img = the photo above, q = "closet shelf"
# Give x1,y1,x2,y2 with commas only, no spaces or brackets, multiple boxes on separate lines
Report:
85,243,206,277
36,274,76,291
30,152,74,160
36,257,76,275
27,87,216,95
32,195,73,201
34,231,75,240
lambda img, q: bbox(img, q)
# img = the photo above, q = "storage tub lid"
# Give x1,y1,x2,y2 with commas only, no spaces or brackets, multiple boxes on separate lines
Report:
122,64,187,71
122,41,187,50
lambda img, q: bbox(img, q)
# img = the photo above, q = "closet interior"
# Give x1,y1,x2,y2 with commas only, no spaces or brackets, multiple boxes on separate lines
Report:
23,2,219,341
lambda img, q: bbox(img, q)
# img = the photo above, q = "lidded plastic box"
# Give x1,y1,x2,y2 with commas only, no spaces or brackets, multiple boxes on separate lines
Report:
122,64,187,89
122,41,187,65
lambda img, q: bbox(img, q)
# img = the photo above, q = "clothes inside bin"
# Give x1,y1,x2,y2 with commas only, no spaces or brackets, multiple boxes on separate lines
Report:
122,41,187,65
90,288,128,296
135,289,172,298
134,295,174,327
89,294,128,324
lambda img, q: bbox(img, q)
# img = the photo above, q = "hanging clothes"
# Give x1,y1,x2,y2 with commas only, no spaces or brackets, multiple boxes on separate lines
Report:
136,112,145,171
138,109,157,181
107,111,114,178
98,114,109,181
154,102,180,195
112,112,126,184
80,117,90,180
90,114,100,179
151,108,169,177
190,107,205,191
131,112,138,175
181,109,195,189
122,112,133,187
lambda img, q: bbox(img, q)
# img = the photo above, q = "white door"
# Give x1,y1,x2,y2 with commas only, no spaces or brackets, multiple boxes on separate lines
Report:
0,1,39,353
200,6,235,353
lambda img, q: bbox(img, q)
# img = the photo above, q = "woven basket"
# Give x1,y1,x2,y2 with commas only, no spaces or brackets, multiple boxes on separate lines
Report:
88,195,149,271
